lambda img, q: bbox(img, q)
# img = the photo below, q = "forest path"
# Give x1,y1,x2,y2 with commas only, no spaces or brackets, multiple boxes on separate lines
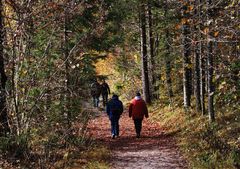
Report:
87,110,188,169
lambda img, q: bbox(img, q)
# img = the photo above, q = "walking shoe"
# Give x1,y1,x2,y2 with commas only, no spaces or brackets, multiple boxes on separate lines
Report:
112,134,115,139
136,134,140,138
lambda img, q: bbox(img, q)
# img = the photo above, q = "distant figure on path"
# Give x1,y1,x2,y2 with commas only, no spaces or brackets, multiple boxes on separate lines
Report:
129,92,149,138
106,94,123,139
90,79,101,107
101,80,110,107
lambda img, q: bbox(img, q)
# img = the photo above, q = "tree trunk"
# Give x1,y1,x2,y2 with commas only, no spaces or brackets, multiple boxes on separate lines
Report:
200,54,206,115
0,0,10,136
194,0,201,112
147,2,156,99
206,0,215,122
198,0,206,115
194,43,201,112
140,1,151,104
182,1,192,109
153,34,161,99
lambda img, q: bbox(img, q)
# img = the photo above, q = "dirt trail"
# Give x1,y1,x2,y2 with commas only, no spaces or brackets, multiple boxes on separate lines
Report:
88,110,188,169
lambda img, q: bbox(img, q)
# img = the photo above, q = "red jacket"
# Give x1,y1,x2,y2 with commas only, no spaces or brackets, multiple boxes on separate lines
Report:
129,97,148,120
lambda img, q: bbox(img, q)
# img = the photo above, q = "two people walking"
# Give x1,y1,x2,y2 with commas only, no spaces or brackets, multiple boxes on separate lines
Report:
106,92,148,139
90,79,110,107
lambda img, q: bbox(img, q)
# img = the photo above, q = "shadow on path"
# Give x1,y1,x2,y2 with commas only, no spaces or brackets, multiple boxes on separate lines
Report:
87,111,188,169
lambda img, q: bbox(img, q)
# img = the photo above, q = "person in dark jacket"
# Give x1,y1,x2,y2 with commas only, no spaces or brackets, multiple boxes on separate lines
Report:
90,80,101,107
106,94,123,139
129,92,148,138
101,80,110,107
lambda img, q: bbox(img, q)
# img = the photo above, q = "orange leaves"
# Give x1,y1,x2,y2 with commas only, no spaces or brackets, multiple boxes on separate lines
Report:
181,18,188,24
188,5,194,12
183,3,194,13
202,28,218,36
181,18,192,25
214,31,219,37
175,24,181,30
47,2,58,9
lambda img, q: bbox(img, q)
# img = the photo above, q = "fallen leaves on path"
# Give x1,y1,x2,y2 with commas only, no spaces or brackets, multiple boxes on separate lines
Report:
87,110,188,169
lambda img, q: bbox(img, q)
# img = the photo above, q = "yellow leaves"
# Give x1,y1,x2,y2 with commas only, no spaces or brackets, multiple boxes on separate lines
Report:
21,87,25,93
185,64,192,69
133,54,139,62
20,69,28,76
63,152,69,160
22,70,28,75
218,81,226,90
225,0,239,8
4,2,17,29
95,54,115,76
203,27,209,34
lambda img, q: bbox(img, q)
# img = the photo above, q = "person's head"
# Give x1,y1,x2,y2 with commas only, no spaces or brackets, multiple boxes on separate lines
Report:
112,94,118,99
136,92,141,97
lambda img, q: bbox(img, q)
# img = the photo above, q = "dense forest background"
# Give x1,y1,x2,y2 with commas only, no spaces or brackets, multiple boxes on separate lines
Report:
0,0,239,168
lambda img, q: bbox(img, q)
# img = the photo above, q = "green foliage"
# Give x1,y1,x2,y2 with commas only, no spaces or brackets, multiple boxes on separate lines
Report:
43,133,60,148
0,136,12,154
231,148,240,167
0,134,29,158
113,82,124,94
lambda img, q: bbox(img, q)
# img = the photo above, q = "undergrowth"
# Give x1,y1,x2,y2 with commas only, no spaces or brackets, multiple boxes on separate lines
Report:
150,100,240,169
0,108,99,169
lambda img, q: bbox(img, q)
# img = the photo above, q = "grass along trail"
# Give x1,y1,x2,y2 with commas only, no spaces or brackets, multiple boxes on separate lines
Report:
87,109,188,169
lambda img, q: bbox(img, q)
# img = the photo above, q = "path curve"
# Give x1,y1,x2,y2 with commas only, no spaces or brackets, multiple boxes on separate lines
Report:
87,110,188,169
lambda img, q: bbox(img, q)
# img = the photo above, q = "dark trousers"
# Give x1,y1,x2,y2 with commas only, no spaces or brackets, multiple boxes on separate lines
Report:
102,94,108,107
110,117,120,136
134,119,143,136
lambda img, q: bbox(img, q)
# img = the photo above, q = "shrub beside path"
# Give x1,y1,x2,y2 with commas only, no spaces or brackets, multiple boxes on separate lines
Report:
87,110,188,169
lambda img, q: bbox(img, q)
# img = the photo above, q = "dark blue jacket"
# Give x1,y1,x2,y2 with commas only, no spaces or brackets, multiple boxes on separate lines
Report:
106,95,123,119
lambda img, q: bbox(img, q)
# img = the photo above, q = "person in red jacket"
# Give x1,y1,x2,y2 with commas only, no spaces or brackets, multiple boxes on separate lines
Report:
129,92,149,138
